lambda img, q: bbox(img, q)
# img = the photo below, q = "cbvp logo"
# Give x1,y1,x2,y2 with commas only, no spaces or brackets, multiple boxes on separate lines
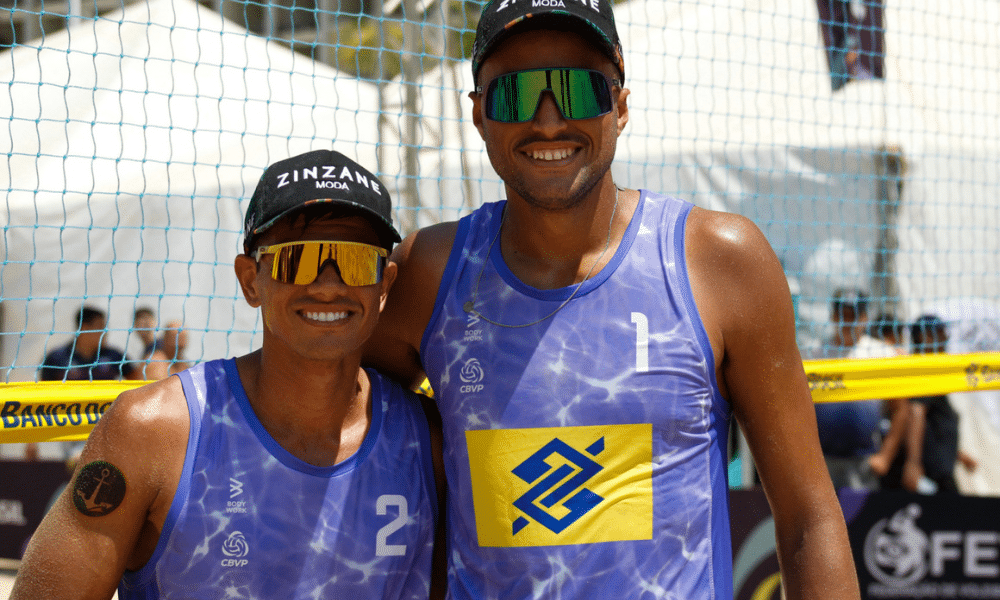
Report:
864,504,928,586
221,531,250,567
510,437,605,536
459,358,485,393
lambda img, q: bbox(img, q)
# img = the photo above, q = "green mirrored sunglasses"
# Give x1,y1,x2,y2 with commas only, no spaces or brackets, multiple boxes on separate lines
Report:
479,68,619,123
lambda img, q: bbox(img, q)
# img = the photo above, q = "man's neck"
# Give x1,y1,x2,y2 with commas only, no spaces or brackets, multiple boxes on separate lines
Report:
500,183,637,289
235,350,372,467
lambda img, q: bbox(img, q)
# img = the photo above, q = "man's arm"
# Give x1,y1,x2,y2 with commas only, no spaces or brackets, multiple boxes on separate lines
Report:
870,398,910,477
11,377,189,600
685,208,860,600
364,221,457,389
902,401,928,492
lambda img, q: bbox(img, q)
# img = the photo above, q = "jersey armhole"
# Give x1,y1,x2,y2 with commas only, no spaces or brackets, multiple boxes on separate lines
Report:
673,204,735,598
674,203,729,417
120,367,204,588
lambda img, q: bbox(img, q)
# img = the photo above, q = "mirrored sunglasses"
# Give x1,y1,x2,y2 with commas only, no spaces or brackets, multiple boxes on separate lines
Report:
479,68,619,123
254,241,387,286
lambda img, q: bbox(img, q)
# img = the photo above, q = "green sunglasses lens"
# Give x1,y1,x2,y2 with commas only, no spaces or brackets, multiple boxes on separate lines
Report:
484,69,614,123
265,241,386,286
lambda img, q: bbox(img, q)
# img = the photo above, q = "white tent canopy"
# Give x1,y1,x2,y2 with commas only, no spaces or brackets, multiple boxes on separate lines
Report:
1,0,381,380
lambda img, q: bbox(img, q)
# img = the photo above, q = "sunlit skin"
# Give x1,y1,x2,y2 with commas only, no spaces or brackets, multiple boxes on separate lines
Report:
236,214,393,365
472,29,628,214
469,29,633,290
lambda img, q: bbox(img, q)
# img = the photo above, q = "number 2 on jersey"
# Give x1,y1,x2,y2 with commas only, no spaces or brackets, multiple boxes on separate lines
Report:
376,494,408,556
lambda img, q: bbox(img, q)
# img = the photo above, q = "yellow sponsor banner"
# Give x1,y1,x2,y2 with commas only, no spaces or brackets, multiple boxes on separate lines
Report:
805,352,1000,403
2,352,998,443
465,423,653,547
0,381,143,444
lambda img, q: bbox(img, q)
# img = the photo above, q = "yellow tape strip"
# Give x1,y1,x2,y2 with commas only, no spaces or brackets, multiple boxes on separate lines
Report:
806,352,1000,403
2,353,999,443
0,380,145,444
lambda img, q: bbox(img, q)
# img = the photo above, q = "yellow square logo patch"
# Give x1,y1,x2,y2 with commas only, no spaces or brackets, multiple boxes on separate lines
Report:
465,424,653,547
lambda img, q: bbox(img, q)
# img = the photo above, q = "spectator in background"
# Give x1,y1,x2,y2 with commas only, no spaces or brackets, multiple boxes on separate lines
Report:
32,306,135,461
900,315,977,494
40,306,134,382
871,312,905,350
139,319,190,380
867,311,912,488
814,289,909,489
132,306,158,359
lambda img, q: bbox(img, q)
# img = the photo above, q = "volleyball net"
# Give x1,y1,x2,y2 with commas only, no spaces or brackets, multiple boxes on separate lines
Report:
1,0,999,444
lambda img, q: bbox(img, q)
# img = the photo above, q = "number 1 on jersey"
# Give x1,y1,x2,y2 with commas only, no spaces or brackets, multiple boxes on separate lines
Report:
631,312,649,373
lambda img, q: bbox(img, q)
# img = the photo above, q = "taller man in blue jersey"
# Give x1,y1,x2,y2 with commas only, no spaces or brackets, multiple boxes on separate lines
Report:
14,150,444,600
366,1,860,598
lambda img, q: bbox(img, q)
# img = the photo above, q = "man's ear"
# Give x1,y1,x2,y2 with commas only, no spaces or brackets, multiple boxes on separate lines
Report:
234,254,263,308
469,91,486,141
615,86,630,136
378,261,398,313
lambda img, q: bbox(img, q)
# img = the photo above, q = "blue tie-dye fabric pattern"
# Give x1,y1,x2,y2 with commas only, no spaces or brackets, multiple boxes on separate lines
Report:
423,191,734,600
118,359,437,599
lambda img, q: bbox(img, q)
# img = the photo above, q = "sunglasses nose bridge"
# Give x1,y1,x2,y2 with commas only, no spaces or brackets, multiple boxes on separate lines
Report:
312,257,345,285
531,90,571,127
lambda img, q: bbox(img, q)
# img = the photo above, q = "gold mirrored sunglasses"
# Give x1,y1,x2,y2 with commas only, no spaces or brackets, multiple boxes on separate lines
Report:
254,241,387,286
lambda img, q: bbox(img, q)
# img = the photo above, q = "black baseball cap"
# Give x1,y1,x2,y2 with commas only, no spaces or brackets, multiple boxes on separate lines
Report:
471,0,625,83
243,150,401,253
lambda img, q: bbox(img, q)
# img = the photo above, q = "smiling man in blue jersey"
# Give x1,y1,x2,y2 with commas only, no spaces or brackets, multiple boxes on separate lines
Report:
365,1,861,598
13,150,444,600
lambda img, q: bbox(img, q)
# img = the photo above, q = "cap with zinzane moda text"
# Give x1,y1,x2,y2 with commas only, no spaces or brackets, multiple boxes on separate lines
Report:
243,149,402,252
471,0,625,82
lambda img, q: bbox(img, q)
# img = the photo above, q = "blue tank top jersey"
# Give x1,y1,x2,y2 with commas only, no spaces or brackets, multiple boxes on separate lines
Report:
422,191,733,599
118,359,437,600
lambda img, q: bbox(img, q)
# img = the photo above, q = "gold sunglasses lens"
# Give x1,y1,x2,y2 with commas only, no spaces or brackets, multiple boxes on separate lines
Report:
334,243,383,286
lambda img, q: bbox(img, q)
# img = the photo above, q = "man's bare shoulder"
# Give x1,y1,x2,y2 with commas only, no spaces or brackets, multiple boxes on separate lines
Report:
684,206,793,356
392,220,460,277
90,375,189,458
685,206,774,267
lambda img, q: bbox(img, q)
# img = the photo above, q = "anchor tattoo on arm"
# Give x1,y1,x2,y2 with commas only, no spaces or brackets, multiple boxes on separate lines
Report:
72,461,127,517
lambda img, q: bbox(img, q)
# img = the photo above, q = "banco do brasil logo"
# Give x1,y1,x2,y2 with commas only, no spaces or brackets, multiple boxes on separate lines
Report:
510,436,605,535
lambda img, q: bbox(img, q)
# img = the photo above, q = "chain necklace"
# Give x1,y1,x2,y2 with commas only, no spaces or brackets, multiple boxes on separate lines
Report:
462,187,622,328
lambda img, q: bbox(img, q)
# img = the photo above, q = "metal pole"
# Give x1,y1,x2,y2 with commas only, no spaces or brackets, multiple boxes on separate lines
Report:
872,147,905,318
399,0,421,235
